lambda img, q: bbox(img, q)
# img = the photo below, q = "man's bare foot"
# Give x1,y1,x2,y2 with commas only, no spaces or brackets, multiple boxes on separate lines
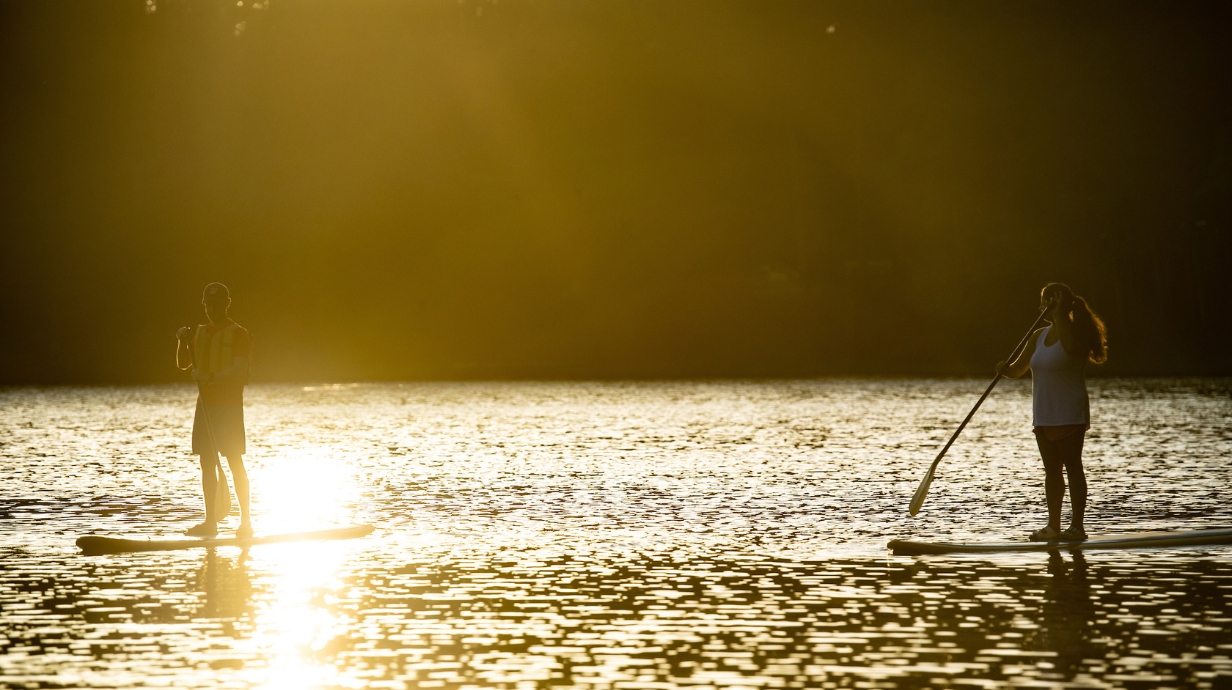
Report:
236,522,254,539
185,521,218,537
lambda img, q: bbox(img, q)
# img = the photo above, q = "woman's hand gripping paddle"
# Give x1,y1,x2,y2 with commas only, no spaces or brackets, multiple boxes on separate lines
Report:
908,302,1054,516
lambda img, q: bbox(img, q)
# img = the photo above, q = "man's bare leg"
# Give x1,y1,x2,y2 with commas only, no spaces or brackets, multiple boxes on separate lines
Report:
225,454,252,538
187,453,220,536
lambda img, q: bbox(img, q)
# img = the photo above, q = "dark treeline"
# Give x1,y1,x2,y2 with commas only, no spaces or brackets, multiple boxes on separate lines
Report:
1,0,1229,384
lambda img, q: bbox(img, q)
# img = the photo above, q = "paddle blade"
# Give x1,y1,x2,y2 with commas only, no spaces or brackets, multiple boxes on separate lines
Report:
215,470,233,517
909,462,937,516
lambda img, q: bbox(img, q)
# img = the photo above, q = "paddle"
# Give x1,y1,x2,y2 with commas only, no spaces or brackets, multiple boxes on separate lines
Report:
908,299,1054,516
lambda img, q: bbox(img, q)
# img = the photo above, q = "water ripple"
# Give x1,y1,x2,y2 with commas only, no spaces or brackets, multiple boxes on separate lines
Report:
2,379,1230,688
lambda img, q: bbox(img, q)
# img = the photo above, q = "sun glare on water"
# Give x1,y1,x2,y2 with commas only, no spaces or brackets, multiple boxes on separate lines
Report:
252,446,363,534
222,447,366,688
242,541,353,689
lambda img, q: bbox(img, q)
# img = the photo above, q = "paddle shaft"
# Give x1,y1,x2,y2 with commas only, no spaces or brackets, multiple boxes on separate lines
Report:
926,304,1053,473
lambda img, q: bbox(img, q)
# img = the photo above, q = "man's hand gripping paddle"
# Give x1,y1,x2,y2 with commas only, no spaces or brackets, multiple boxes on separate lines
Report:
908,300,1054,516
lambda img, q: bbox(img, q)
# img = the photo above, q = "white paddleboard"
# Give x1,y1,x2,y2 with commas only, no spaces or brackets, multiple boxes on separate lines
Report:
889,528,1232,555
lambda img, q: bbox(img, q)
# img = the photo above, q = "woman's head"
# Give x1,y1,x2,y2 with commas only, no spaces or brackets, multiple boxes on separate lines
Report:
1039,283,1073,312
1040,282,1107,364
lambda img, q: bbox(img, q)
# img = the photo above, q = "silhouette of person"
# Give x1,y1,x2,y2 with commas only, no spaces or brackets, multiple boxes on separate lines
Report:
997,283,1107,542
176,283,254,538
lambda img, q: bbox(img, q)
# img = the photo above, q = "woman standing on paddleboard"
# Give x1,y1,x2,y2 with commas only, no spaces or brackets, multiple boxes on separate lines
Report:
997,283,1107,542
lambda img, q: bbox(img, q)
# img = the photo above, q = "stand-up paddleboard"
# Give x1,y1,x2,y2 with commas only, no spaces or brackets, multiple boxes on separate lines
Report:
76,524,374,556
890,528,1232,556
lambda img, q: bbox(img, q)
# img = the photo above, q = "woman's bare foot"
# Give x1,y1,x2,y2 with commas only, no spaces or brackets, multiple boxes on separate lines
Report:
1029,525,1060,542
1059,525,1087,541
236,522,254,539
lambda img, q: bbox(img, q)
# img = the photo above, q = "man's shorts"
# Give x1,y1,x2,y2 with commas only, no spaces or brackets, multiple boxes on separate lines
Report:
192,400,247,457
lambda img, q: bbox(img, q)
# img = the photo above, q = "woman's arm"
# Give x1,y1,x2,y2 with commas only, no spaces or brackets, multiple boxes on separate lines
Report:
1051,303,1082,357
997,328,1043,379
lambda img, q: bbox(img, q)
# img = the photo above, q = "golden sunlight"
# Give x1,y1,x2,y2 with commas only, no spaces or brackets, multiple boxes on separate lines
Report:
253,448,363,535
245,543,352,690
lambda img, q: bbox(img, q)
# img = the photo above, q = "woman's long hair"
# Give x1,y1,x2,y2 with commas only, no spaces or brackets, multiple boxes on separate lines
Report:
1041,283,1107,364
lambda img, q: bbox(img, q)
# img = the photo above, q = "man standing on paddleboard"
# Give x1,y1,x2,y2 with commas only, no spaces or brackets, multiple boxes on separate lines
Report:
175,283,254,538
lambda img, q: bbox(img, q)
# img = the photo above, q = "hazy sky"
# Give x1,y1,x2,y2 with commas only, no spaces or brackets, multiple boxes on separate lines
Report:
1,0,1229,383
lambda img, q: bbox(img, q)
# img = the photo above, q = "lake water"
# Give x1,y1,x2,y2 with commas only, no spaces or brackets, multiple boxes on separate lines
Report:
2,379,1231,688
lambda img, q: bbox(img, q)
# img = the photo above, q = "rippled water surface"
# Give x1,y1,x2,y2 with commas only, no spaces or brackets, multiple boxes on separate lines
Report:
3,379,1232,688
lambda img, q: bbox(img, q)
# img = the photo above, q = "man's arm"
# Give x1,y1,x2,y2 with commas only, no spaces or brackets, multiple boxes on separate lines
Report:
176,327,194,371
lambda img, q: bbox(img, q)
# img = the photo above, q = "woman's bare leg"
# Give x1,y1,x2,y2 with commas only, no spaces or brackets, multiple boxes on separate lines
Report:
1036,434,1065,533
1061,433,1088,531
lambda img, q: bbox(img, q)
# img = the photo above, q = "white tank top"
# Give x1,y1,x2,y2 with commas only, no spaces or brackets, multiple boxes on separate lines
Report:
1029,326,1090,426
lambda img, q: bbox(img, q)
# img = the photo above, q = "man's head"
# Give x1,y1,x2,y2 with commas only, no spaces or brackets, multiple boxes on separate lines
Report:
202,282,232,323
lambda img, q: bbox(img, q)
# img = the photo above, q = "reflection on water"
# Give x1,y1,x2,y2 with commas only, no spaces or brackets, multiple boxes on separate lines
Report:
1043,551,1094,677
2,379,1231,688
198,549,254,622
